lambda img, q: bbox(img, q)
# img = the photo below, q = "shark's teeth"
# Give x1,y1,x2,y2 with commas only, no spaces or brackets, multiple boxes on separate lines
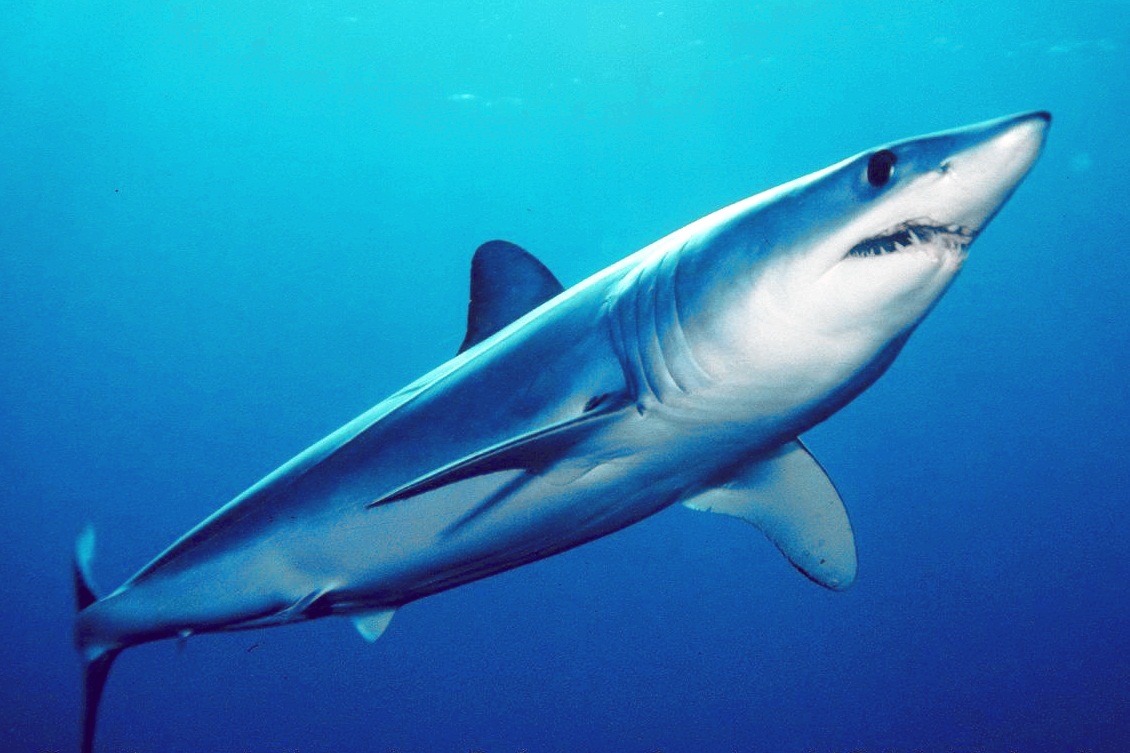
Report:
847,222,975,258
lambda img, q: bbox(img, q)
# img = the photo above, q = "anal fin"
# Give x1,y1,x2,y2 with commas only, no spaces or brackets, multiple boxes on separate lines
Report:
352,608,396,642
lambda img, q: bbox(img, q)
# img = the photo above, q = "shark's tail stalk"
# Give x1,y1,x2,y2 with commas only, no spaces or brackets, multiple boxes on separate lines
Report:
74,527,120,753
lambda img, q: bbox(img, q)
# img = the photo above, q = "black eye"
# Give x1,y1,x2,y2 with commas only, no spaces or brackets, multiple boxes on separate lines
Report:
867,149,898,187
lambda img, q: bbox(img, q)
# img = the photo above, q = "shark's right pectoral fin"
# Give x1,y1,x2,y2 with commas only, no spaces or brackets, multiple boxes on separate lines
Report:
684,439,857,591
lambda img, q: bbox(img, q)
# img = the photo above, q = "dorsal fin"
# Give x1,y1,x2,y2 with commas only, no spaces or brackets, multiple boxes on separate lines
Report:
458,240,564,354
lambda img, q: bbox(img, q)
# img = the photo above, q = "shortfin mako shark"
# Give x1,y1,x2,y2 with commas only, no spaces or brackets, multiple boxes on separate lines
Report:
73,111,1049,752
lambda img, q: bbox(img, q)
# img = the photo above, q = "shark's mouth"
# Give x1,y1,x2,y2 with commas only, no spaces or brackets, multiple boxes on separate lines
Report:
846,221,975,258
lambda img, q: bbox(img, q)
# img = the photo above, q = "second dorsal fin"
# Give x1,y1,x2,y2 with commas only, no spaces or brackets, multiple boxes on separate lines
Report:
458,240,564,354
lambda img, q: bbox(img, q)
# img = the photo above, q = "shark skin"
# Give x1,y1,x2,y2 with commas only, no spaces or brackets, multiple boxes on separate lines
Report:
73,111,1049,752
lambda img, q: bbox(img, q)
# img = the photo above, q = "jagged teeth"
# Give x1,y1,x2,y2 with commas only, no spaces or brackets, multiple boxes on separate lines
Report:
847,222,973,259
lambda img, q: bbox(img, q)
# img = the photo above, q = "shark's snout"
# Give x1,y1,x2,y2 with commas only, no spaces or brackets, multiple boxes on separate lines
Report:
941,110,1050,232
979,110,1050,173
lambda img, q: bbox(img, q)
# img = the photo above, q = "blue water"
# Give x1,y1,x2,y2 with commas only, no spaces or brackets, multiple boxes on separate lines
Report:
2,2,1127,751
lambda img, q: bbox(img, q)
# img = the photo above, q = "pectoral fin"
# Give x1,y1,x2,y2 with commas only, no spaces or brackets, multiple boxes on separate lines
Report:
367,396,628,508
684,440,856,590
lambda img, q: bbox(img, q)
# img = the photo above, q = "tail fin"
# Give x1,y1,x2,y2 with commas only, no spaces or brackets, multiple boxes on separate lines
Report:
74,527,99,611
74,527,120,753
80,649,119,753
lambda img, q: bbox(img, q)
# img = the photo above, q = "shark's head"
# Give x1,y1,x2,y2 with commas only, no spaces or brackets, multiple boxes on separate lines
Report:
672,111,1049,417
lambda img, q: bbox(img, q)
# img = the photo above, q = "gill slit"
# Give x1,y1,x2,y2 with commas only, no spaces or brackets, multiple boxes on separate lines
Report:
608,244,715,412
658,242,714,395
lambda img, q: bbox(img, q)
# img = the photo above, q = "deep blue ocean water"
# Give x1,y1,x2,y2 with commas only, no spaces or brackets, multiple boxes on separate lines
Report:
2,2,1128,751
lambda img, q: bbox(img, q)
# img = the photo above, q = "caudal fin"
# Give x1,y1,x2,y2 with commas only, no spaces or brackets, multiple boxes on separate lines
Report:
73,527,99,611
79,649,119,753
74,527,119,753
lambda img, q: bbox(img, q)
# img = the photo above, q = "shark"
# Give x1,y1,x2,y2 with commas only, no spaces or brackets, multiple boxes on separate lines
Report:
73,111,1049,752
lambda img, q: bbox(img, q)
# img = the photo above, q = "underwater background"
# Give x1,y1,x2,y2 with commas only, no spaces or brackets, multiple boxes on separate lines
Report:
2,1,1127,751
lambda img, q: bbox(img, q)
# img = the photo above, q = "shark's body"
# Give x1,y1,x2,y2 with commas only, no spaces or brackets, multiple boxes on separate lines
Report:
74,112,1049,752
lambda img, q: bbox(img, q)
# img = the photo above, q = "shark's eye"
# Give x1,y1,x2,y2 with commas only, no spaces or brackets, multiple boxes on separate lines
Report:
867,150,898,187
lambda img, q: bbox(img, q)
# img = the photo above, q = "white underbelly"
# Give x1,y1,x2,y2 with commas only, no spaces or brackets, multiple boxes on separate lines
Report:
283,404,782,611
310,456,676,607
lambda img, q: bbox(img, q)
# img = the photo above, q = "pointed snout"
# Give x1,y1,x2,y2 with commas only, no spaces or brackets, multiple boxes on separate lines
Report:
936,110,1050,231
1004,109,1051,129
951,110,1051,144
949,110,1050,178
981,110,1051,160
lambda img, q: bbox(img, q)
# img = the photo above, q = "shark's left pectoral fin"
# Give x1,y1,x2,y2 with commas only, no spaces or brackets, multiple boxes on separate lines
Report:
684,440,856,590
352,608,396,642
367,396,628,508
